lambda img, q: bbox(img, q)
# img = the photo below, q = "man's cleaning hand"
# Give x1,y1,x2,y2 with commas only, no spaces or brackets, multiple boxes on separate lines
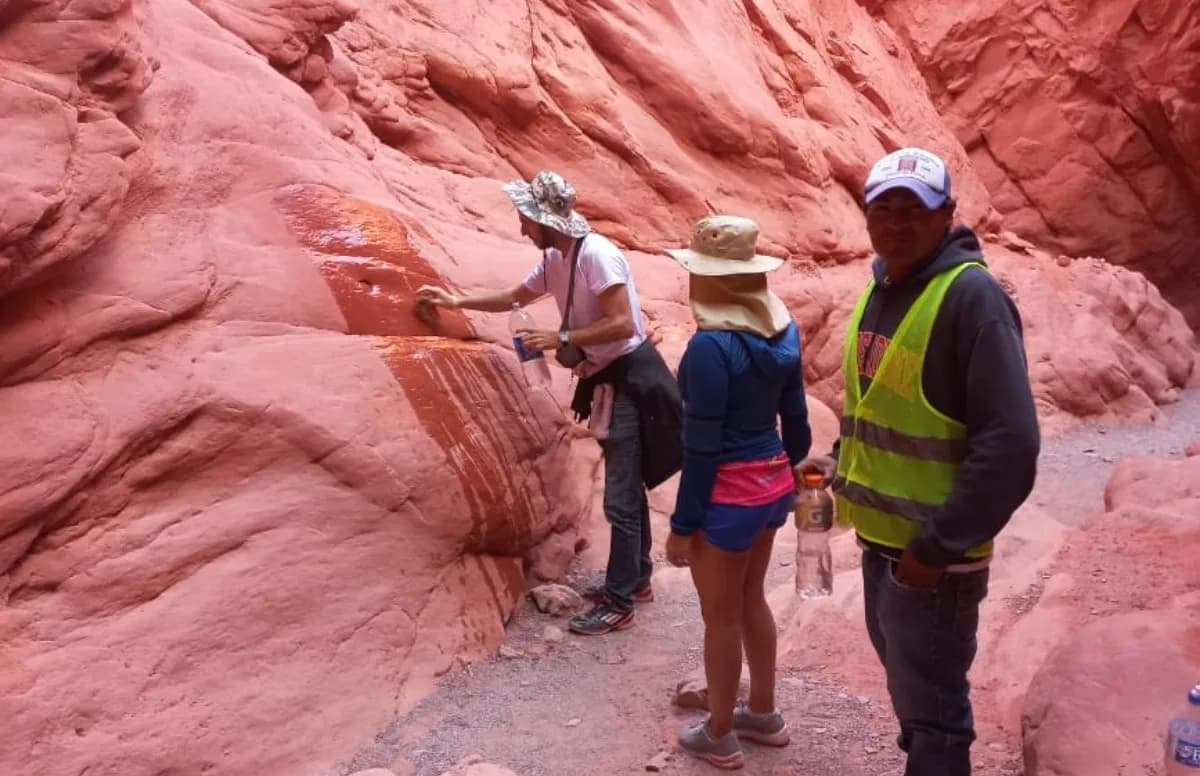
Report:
416,285,460,308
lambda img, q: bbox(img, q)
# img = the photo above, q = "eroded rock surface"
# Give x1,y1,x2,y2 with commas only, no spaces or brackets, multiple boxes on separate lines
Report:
872,0,1200,325
0,1,1195,774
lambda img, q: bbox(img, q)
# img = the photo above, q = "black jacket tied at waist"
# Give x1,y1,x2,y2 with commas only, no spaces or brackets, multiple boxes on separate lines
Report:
571,339,682,490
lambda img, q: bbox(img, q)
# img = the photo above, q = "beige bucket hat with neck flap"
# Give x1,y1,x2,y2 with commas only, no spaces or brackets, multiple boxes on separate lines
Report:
666,215,792,338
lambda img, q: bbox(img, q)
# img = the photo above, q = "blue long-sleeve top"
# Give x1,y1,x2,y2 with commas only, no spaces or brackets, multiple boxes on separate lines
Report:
670,321,812,535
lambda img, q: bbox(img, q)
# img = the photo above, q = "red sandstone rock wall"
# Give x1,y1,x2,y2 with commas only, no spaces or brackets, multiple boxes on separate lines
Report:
870,0,1200,324
1022,453,1200,775
0,0,1195,774
1,3,585,774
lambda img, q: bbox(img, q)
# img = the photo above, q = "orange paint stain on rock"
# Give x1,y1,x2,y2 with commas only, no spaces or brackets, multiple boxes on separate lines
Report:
471,553,526,628
273,183,475,340
376,336,553,557
274,184,556,563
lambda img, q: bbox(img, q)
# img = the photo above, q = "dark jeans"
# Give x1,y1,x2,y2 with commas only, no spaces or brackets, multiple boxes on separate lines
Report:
862,550,990,776
601,390,652,611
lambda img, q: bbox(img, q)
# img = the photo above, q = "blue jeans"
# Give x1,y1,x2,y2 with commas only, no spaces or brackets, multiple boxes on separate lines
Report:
601,390,652,610
862,550,990,776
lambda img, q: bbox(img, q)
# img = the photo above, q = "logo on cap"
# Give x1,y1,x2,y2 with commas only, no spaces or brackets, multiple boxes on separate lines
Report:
863,147,953,210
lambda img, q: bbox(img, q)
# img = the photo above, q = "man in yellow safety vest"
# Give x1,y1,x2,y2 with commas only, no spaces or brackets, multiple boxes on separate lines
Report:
800,147,1040,776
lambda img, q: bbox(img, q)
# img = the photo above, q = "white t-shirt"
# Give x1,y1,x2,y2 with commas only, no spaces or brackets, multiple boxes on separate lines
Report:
521,232,646,375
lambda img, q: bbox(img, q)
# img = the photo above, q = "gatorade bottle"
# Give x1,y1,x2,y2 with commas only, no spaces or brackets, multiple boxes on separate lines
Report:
508,304,552,387
794,472,834,599
1166,683,1200,774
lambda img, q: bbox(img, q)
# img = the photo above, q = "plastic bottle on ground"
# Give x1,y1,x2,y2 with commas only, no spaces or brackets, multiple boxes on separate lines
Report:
1166,683,1200,774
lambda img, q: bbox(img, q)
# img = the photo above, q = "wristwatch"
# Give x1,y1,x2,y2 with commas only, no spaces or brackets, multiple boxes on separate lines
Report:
559,330,572,347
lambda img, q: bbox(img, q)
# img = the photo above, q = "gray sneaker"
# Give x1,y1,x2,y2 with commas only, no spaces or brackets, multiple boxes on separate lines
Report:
732,702,790,746
677,719,744,770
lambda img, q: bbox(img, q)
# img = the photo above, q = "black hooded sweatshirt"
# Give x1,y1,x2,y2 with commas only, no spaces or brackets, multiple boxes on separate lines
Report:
833,225,1041,569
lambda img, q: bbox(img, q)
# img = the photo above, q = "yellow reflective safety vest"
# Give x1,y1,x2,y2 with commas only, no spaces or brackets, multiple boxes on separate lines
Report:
833,262,992,559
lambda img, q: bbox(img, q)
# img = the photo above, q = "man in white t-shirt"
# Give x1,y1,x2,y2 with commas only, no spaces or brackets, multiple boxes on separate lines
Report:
417,171,682,636
520,231,646,377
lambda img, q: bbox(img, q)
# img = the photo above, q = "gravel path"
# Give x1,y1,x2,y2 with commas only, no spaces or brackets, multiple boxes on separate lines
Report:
329,390,1200,776
1029,389,1200,525
337,561,910,776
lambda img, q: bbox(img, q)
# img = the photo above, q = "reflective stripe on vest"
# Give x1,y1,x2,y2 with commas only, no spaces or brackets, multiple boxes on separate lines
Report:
831,475,938,523
833,262,993,559
838,415,968,464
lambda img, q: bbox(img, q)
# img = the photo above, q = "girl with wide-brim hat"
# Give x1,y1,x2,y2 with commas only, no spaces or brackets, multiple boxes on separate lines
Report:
664,215,813,769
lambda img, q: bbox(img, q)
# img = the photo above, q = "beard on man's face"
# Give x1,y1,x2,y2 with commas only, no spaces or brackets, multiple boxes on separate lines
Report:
533,227,557,251
520,218,550,250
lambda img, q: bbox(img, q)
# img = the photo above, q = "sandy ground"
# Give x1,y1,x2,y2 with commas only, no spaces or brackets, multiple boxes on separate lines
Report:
328,390,1200,776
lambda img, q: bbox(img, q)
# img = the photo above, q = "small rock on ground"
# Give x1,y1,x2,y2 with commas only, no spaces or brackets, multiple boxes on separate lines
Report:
529,584,583,616
437,756,519,776
673,664,750,710
645,752,672,771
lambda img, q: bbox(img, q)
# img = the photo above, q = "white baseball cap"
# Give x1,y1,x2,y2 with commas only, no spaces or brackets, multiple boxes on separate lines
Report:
864,147,952,209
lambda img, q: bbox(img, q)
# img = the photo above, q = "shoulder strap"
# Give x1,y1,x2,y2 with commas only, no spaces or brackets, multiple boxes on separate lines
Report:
560,237,584,333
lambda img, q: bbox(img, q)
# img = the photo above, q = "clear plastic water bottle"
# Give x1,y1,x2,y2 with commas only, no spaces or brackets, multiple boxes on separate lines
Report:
1166,683,1200,774
508,303,551,387
794,472,834,599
